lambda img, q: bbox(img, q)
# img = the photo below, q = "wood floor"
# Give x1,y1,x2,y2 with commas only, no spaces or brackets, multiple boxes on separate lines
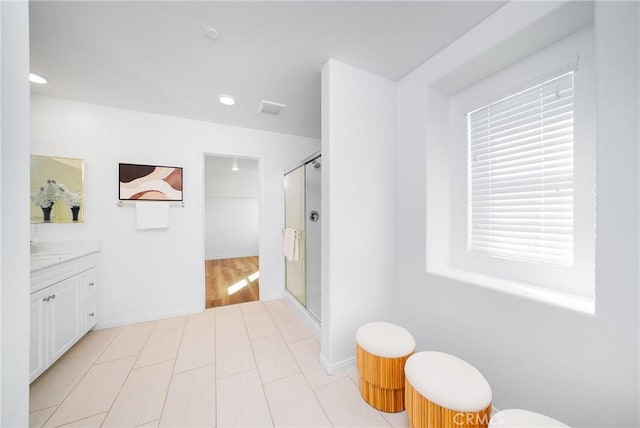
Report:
205,256,259,308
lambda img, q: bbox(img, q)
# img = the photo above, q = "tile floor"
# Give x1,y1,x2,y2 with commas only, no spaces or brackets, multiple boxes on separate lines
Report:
29,299,409,428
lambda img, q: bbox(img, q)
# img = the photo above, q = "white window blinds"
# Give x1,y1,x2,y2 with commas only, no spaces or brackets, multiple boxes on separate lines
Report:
468,72,574,266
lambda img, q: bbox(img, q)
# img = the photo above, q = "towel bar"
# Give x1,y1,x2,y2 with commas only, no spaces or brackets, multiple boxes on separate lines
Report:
282,228,305,239
117,200,185,207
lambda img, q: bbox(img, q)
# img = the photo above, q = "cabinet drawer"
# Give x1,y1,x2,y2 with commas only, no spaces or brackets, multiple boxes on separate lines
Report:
31,259,77,294
77,253,98,273
81,269,97,303
82,302,97,333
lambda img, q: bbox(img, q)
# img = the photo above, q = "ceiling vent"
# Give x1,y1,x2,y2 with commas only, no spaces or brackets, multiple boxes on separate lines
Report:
258,100,286,116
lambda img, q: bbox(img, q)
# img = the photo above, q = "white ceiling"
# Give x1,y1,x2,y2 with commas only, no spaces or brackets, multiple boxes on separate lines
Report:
29,1,506,139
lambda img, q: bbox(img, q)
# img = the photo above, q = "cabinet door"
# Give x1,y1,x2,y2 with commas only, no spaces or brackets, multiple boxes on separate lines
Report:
49,277,81,361
29,292,46,382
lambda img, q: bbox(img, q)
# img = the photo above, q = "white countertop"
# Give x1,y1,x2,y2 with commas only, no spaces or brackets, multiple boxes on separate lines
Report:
30,240,101,272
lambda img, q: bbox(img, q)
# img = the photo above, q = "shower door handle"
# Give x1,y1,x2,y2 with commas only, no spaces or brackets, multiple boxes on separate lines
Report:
309,211,319,222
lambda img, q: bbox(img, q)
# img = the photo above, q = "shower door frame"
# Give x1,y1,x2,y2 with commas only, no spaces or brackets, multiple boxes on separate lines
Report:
284,150,322,322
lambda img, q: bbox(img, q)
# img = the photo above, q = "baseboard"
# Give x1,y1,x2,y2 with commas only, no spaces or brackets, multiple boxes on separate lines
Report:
205,252,259,261
319,353,356,375
95,305,202,329
283,291,321,340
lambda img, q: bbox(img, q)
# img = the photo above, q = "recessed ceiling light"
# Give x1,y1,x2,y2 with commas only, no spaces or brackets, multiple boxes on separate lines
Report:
204,27,220,41
219,94,235,106
29,73,47,84
231,160,239,171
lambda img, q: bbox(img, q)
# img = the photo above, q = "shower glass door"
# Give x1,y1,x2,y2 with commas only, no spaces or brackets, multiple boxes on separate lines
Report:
284,166,306,305
284,156,322,321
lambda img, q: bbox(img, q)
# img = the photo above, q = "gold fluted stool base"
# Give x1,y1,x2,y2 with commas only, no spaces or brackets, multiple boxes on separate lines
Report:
406,379,492,428
357,344,412,412
355,322,415,413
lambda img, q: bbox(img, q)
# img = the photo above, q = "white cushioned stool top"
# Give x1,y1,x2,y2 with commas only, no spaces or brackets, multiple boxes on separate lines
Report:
489,409,569,427
405,351,492,413
356,322,415,358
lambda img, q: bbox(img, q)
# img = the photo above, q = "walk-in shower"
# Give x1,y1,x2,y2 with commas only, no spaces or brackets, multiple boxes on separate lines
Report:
284,154,321,321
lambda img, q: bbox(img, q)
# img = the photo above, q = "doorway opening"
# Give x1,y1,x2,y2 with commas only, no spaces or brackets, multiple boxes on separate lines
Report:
204,155,260,308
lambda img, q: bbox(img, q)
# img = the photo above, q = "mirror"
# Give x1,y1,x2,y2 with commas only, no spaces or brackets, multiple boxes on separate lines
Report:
30,155,85,223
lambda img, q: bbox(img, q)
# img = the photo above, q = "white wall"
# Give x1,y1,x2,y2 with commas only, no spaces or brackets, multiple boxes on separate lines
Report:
204,159,259,260
30,95,319,327
320,59,396,372
394,2,639,426
0,1,30,425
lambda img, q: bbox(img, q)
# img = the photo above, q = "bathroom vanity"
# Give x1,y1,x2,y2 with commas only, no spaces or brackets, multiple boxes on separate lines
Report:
30,241,100,382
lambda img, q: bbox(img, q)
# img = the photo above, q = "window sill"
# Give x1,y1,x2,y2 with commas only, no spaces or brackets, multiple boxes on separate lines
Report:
427,266,595,315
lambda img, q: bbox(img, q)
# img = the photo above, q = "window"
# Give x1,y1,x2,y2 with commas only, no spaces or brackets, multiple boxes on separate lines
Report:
424,24,595,312
468,72,575,266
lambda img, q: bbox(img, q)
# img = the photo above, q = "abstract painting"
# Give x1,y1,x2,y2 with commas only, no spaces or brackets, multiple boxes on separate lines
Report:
119,163,183,201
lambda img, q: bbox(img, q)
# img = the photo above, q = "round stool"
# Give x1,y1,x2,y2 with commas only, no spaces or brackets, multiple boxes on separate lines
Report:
489,409,569,427
405,351,492,428
356,322,415,412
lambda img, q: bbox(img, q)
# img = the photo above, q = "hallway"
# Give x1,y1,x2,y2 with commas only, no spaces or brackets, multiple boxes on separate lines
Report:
205,256,259,308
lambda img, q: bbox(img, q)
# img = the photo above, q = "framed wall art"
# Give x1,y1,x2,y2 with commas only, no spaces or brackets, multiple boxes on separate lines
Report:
119,163,183,201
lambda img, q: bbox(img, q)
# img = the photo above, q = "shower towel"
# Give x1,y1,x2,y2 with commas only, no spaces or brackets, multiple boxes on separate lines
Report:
283,227,300,262
136,201,170,230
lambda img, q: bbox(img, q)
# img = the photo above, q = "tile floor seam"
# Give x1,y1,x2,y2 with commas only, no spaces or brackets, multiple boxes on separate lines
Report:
213,365,258,381
156,319,188,427
286,337,308,346
272,314,288,340
94,325,154,366
75,327,122,365
310,373,347,391
130,322,159,369
48,410,106,428
36,329,121,424
252,335,302,383
35,353,105,427
260,370,301,387
283,339,324,390
134,357,177,370
101,358,174,427
135,419,160,428
211,318,218,428
29,405,58,428
133,325,184,369
29,351,101,413
130,415,158,428
99,326,156,426
234,307,277,428
132,358,178,371
293,361,337,428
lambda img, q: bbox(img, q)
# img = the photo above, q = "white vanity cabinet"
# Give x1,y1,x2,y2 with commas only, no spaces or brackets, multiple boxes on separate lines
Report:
80,268,98,332
30,252,98,382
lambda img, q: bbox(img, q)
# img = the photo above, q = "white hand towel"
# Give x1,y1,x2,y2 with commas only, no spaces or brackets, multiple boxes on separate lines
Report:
136,201,170,230
283,227,300,262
